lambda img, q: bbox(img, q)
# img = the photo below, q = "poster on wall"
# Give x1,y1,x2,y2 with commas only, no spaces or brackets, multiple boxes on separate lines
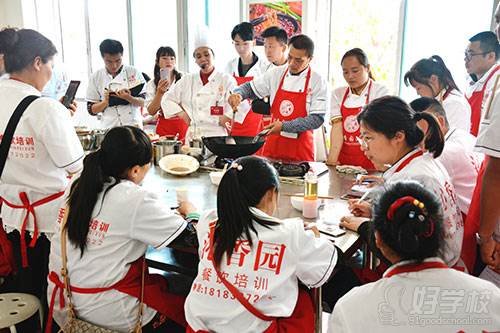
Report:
248,1,302,46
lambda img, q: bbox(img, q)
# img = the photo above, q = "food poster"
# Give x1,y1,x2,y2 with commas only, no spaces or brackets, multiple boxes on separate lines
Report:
249,1,302,46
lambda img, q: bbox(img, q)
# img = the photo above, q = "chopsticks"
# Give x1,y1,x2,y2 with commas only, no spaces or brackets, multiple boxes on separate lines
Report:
283,193,335,200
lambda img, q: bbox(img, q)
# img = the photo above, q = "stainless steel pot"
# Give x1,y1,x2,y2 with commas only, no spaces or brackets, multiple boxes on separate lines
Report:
76,128,108,151
92,129,107,150
153,139,182,165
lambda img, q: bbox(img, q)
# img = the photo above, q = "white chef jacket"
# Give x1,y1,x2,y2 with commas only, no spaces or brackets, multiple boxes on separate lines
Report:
185,208,337,333
86,66,146,129
330,80,390,118
476,81,500,159
465,63,500,120
438,128,483,214
328,257,500,333
144,73,185,111
0,79,84,234
225,56,270,122
250,65,329,117
48,179,187,332
163,69,237,137
439,89,472,133
383,150,464,267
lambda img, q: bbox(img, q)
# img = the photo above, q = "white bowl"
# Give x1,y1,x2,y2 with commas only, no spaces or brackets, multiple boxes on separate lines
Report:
209,171,224,186
290,196,323,211
159,154,200,176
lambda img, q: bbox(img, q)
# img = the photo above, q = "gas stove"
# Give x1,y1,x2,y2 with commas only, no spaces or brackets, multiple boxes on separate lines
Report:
212,156,311,177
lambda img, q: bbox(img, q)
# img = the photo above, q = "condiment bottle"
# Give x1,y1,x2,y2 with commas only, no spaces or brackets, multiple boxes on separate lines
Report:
303,171,318,219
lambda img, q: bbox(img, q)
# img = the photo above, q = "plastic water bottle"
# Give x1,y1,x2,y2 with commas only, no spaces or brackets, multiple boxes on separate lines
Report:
303,171,318,219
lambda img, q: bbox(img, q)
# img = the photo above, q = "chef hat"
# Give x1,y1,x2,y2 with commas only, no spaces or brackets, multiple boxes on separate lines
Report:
193,24,212,50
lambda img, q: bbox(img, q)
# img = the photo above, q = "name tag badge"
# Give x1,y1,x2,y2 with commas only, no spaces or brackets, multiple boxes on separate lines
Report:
210,106,224,116
280,131,299,139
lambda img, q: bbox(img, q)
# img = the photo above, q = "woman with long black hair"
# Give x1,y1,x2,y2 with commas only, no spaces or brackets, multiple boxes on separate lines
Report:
47,126,196,332
145,46,187,140
404,55,471,132
184,156,337,333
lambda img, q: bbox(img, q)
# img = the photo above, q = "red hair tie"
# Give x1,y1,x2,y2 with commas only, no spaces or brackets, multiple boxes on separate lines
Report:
386,196,425,221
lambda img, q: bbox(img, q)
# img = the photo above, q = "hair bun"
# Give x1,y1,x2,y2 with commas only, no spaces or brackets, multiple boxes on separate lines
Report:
0,28,19,54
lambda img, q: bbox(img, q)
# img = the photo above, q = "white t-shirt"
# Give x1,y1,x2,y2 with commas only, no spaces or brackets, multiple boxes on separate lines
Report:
0,79,84,234
440,89,472,132
250,65,329,116
47,179,187,332
86,66,146,129
383,150,464,267
185,208,337,333
329,257,500,333
438,128,483,214
330,80,389,118
465,63,500,120
144,73,184,112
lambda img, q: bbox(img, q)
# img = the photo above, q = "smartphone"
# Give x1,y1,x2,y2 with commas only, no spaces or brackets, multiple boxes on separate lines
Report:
318,225,346,237
62,80,80,108
160,68,170,81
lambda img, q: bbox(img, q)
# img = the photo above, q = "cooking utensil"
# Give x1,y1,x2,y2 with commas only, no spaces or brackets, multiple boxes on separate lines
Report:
202,136,265,159
159,154,199,176
252,128,271,143
153,138,182,165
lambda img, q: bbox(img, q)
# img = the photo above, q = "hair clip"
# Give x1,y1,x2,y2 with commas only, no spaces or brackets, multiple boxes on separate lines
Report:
387,196,426,221
231,162,243,171
408,211,416,219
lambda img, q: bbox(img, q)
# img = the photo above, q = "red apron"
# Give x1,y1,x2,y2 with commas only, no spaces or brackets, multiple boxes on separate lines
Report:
231,74,264,136
338,81,374,170
46,256,187,333
0,190,64,268
262,68,314,162
187,223,314,333
155,116,188,143
461,157,488,272
466,65,500,136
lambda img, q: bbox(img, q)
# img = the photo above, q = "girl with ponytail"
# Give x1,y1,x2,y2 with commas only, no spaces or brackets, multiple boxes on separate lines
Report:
330,181,500,333
404,55,472,132
184,156,337,333
47,126,196,332
341,96,464,270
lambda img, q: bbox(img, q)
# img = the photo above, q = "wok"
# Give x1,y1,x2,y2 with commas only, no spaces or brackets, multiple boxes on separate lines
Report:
202,136,265,159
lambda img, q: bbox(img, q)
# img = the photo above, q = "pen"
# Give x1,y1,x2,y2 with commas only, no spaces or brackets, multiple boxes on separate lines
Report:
356,189,371,204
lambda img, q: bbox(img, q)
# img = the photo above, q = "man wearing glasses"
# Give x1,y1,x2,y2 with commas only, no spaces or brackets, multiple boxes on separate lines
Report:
464,31,500,136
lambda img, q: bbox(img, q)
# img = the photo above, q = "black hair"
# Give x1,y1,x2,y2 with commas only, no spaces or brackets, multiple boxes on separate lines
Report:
262,26,288,45
66,126,152,256
469,31,500,61
341,48,374,80
0,28,57,73
404,55,460,95
358,96,444,158
288,34,314,57
192,47,215,58
410,97,449,128
153,46,182,87
99,39,123,57
213,156,280,267
231,22,254,41
372,181,444,262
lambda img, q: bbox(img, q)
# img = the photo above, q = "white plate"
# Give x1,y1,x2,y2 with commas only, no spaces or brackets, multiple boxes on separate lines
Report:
159,154,199,176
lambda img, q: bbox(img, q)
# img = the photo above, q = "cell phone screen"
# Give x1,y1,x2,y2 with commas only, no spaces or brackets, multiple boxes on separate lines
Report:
160,68,170,81
62,80,80,108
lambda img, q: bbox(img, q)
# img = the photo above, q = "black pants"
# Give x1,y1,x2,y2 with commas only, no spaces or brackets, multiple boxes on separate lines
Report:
1,230,50,333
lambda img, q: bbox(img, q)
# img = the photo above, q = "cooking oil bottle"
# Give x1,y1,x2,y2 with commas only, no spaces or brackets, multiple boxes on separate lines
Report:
303,171,318,219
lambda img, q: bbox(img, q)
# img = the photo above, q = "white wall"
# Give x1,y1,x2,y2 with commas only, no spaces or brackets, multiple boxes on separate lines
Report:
0,0,24,28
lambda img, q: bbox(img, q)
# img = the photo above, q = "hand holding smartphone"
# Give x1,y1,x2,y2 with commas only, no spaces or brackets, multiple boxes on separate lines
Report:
160,68,170,81
62,80,80,108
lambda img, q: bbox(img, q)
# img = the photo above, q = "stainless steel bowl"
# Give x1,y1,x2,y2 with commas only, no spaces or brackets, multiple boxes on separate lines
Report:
92,129,107,150
153,139,182,165
77,132,95,151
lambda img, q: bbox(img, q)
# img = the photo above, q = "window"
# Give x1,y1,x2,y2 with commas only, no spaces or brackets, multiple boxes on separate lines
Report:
399,0,494,101
328,0,405,94
130,0,178,78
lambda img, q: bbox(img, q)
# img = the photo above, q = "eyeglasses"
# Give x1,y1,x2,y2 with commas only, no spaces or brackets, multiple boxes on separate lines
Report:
356,136,373,148
464,50,493,61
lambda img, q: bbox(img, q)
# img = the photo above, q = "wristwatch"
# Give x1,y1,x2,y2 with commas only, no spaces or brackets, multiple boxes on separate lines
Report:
475,232,493,245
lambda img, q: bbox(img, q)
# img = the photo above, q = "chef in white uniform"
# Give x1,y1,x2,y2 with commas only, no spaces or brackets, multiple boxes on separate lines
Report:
404,55,471,132
342,96,464,269
161,27,238,139
87,39,146,129
329,181,500,333
0,28,83,301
